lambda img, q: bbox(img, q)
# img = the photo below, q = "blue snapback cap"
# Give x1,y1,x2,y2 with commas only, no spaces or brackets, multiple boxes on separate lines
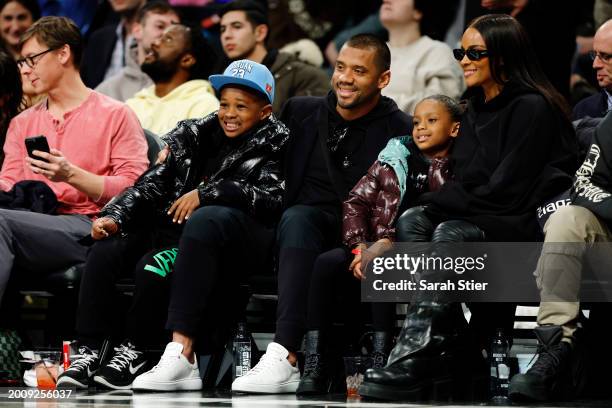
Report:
209,59,275,104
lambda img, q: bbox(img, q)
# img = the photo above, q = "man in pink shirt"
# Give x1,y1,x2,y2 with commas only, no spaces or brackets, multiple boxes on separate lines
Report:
0,16,148,302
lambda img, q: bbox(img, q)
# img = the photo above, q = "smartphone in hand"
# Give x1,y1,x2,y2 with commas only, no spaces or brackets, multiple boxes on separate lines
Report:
25,135,50,163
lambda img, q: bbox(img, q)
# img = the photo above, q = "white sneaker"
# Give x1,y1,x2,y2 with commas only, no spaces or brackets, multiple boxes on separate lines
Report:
132,342,202,391
231,342,300,394
23,367,37,387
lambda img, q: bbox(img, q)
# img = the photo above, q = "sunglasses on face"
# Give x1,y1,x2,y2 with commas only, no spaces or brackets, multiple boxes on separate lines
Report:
453,48,489,61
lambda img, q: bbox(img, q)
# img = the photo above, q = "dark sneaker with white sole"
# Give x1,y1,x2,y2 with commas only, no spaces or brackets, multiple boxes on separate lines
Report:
93,340,149,390
56,346,100,389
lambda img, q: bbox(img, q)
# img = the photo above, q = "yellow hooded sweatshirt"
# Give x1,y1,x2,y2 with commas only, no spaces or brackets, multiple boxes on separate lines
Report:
126,79,219,135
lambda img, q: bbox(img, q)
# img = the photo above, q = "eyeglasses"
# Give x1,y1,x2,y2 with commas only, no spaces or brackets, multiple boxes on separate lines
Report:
589,51,612,64
453,48,489,61
16,48,57,69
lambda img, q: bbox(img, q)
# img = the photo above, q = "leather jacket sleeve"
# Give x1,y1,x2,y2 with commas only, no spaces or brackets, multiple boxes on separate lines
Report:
98,118,200,228
100,159,173,228
342,161,400,248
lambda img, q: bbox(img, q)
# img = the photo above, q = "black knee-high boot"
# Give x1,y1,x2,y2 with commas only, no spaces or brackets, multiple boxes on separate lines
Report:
359,301,485,401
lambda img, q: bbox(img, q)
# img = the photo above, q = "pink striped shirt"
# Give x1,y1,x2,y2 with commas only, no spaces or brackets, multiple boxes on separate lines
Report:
0,91,149,216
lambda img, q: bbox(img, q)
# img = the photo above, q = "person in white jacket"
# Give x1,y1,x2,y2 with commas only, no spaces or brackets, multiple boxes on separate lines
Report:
380,0,465,114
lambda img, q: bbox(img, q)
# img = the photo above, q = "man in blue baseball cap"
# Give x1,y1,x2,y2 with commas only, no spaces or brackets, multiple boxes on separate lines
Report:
58,59,288,391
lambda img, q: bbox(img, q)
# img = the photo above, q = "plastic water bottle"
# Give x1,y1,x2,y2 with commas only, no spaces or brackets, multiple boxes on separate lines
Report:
490,328,510,399
232,322,252,379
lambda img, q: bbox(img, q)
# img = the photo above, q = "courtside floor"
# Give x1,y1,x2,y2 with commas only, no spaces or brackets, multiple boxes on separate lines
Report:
1,390,612,407
4,307,608,407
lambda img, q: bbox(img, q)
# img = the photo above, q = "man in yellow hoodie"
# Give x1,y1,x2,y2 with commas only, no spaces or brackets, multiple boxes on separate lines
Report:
126,24,219,135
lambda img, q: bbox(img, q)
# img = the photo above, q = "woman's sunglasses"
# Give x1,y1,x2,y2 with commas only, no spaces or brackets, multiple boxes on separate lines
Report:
453,48,489,61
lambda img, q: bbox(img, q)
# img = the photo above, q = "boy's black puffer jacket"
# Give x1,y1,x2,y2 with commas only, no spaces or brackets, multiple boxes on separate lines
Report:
100,112,289,228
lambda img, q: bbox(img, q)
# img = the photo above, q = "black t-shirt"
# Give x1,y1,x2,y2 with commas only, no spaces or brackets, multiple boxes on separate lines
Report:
296,105,369,209
296,95,389,209
295,126,338,209
327,107,370,193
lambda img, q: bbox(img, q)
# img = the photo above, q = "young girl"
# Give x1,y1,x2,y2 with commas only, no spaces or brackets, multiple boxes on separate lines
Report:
297,95,461,395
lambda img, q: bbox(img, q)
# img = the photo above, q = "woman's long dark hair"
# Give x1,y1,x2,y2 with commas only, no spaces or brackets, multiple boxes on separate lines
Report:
0,0,41,20
0,50,23,155
469,14,571,118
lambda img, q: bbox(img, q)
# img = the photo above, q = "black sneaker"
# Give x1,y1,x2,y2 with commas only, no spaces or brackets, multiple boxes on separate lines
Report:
93,340,148,390
56,346,100,389
296,330,330,395
509,325,583,401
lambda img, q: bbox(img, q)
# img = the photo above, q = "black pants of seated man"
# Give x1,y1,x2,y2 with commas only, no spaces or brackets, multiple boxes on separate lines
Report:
165,206,275,341
76,221,181,349
395,206,516,352
274,205,343,352
76,206,275,351
306,247,396,335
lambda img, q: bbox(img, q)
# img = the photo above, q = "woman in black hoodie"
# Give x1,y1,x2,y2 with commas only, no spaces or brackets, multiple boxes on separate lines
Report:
359,14,579,401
